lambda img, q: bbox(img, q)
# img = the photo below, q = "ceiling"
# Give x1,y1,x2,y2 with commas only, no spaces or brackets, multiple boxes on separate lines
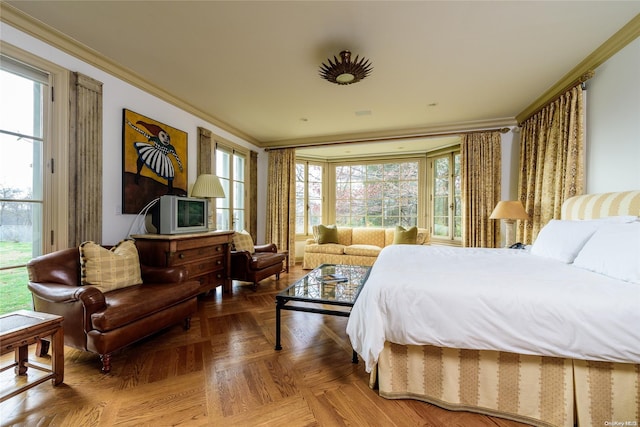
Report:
3,1,640,155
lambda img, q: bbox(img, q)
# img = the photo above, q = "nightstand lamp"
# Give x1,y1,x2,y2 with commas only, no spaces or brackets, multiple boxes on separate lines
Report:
191,174,225,230
490,201,530,247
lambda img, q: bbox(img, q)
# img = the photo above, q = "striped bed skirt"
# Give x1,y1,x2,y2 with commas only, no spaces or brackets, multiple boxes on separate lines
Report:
374,342,639,427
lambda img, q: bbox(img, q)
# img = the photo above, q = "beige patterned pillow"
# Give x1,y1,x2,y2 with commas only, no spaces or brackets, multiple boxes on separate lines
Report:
232,230,255,253
80,240,142,292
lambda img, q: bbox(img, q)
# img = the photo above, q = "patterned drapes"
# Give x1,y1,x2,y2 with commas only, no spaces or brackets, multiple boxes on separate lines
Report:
518,85,585,243
266,148,296,267
460,131,501,248
68,72,103,247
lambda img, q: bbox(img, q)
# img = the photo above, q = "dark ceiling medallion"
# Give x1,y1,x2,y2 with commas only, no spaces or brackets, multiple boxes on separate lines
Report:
319,50,373,85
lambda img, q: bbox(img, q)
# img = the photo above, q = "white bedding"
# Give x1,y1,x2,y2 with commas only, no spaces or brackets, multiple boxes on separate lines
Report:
346,244,640,372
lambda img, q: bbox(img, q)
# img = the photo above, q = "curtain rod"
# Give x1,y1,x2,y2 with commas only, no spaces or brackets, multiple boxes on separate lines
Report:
518,71,594,125
264,127,511,151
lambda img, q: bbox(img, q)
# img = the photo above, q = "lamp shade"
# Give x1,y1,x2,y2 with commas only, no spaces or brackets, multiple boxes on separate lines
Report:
489,201,529,220
191,174,225,199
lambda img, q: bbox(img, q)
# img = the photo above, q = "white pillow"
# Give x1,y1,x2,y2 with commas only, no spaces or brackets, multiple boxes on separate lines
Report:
530,219,600,263
573,222,640,285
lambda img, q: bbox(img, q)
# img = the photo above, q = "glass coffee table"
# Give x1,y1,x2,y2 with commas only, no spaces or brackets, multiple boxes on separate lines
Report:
275,263,371,363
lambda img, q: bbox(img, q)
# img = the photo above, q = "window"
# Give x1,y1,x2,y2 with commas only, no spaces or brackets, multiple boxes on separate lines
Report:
430,151,461,242
295,161,323,235
334,161,419,227
0,51,67,314
215,145,246,231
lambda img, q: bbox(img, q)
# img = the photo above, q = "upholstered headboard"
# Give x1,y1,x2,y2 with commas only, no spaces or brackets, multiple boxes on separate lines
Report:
561,191,640,220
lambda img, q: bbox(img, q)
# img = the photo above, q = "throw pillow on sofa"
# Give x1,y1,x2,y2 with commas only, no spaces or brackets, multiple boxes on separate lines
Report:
317,224,339,244
232,230,255,253
393,225,417,244
80,240,142,292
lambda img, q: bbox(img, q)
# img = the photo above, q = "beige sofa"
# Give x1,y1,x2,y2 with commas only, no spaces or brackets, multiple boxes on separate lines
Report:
303,226,429,269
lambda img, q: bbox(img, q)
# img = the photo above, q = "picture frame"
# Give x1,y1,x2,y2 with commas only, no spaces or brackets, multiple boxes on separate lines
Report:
122,109,188,214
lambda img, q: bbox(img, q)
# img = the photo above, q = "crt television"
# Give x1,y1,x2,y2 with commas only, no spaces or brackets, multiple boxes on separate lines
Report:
151,195,208,234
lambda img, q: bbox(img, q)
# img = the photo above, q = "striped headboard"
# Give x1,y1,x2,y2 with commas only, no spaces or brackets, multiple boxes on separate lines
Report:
561,191,640,220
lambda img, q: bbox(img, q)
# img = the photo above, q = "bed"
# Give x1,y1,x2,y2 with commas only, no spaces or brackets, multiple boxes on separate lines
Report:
346,191,640,427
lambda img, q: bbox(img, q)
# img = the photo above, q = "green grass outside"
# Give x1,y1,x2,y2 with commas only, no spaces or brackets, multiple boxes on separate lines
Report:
0,242,34,314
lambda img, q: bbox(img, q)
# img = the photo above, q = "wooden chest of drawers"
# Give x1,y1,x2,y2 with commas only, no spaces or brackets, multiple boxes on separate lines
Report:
132,231,234,294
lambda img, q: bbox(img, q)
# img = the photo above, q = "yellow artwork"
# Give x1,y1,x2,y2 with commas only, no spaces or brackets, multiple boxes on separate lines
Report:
122,109,188,214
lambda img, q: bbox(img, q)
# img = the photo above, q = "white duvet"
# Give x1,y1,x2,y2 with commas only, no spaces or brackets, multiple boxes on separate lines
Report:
346,245,640,372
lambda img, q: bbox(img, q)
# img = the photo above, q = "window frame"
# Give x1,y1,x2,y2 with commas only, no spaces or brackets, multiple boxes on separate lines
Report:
328,157,426,228
427,147,462,245
213,140,249,232
1,43,69,254
295,160,325,237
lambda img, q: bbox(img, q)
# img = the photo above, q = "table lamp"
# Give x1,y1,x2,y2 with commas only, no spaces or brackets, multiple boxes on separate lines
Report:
190,174,225,230
489,200,530,247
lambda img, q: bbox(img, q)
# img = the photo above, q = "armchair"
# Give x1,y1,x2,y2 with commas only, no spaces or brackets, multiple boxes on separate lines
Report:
230,243,287,290
27,246,201,373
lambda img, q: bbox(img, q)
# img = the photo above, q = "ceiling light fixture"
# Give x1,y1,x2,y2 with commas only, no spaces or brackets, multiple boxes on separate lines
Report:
319,50,373,85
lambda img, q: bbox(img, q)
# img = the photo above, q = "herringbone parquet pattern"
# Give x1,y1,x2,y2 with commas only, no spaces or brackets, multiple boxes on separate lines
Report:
0,265,528,426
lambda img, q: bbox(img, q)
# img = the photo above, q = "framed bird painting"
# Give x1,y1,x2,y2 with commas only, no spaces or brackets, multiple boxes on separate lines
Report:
122,109,188,214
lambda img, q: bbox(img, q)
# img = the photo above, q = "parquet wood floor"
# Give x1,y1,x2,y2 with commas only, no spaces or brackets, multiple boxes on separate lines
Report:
0,265,530,426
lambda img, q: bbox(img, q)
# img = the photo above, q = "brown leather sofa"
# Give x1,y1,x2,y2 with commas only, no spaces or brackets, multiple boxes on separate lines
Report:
230,243,286,290
27,247,201,373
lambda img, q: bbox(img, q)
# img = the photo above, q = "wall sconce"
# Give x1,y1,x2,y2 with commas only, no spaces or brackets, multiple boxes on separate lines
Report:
191,174,225,230
490,200,530,247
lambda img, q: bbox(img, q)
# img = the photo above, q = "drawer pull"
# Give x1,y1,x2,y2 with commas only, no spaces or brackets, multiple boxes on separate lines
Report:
216,246,221,251
179,253,185,259
217,274,222,278
216,260,222,265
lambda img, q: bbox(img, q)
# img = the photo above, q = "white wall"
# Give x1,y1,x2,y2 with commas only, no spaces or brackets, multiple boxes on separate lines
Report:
586,37,640,192
1,23,267,246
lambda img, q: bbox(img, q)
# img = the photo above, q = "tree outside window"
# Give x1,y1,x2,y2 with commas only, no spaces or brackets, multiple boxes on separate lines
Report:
295,162,323,235
335,161,418,227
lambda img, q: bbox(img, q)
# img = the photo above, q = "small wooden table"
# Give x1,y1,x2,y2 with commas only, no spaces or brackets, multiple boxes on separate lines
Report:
0,310,64,402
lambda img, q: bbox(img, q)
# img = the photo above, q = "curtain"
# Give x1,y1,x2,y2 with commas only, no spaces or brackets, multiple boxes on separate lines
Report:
266,148,296,268
68,72,103,247
460,131,501,248
248,151,258,240
197,127,212,174
518,85,585,243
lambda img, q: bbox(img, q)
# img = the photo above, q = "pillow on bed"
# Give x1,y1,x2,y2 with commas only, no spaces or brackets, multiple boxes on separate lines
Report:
393,226,417,244
317,224,339,244
573,222,640,284
530,219,600,263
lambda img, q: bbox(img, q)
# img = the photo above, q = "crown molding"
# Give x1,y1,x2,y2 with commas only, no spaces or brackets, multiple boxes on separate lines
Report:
0,2,260,146
516,13,640,124
263,117,518,149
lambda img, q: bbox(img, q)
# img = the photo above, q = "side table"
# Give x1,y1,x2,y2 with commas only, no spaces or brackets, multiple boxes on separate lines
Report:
0,310,64,402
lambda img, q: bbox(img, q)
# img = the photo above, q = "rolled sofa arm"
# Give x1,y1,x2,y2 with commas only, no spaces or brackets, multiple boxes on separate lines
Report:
254,243,277,253
28,281,107,346
28,282,106,314
140,264,187,284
